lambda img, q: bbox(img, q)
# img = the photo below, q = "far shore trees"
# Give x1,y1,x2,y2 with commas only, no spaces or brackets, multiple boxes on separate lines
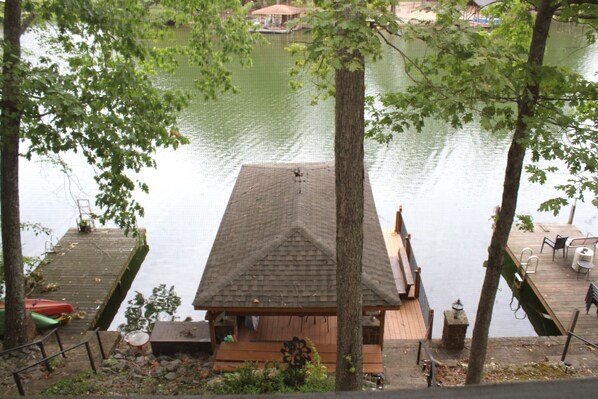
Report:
1,0,256,349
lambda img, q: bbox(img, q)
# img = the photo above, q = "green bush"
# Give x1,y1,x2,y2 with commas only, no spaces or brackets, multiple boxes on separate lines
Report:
208,341,334,395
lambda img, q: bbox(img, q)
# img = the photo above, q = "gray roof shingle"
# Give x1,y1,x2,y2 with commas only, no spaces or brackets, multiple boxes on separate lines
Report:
193,162,400,311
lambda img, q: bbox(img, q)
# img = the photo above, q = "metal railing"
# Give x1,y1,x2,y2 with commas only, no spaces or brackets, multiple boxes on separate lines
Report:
561,309,598,363
416,319,439,388
10,329,107,396
0,328,65,373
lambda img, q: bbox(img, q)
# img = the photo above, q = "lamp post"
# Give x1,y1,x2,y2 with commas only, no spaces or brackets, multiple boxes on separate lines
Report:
452,299,464,318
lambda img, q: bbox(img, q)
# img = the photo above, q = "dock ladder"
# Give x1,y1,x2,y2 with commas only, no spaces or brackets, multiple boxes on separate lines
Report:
77,198,96,232
519,248,538,274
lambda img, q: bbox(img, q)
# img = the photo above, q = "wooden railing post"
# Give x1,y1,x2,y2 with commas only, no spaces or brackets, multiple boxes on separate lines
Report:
414,267,422,299
406,233,412,261
394,206,403,234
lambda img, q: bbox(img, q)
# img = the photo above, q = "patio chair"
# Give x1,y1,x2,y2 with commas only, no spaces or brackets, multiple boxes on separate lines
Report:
540,234,568,261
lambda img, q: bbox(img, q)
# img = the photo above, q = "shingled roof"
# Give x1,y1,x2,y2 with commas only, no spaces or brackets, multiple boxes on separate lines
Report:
193,162,400,312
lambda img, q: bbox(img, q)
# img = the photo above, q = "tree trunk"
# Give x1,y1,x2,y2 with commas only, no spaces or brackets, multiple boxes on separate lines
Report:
465,0,556,384
1,0,27,349
334,55,365,391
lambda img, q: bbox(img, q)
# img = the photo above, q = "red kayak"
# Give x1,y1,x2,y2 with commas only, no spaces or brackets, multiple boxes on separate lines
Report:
0,299,75,317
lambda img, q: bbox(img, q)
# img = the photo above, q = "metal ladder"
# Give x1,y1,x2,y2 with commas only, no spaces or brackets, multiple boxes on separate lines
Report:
77,199,95,232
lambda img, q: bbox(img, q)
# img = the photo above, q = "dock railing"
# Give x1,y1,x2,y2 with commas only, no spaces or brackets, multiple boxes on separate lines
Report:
395,207,433,336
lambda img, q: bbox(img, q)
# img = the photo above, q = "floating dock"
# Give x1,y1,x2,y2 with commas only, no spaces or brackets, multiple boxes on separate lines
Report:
506,222,598,336
32,228,147,341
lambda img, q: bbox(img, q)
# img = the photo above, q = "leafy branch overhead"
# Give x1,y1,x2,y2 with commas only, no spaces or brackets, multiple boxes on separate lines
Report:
12,0,258,233
365,0,598,214
288,0,400,102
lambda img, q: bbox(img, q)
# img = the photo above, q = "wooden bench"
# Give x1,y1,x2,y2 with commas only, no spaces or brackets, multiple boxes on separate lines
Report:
398,248,415,295
389,255,407,296
213,342,384,374
567,236,598,258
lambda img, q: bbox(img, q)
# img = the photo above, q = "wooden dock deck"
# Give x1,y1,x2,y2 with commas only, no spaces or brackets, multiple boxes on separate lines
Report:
507,222,598,336
32,228,147,341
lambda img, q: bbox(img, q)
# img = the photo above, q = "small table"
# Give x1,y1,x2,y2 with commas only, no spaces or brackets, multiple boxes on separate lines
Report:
572,247,594,271
577,260,594,280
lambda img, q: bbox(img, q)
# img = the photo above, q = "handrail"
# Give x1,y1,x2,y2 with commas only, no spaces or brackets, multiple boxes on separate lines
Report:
415,315,438,388
416,340,439,388
562,332,598,363
12,340,97,396
10,328,106,396
561,309,598,363
0,328,64,372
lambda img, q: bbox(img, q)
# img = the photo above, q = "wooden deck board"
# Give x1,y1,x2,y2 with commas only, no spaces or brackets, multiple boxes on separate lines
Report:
32,228,145,341
507,222,598,336
214,342,383,373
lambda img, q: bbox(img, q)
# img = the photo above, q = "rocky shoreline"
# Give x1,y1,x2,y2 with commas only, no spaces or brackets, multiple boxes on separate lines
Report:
3,334,598,395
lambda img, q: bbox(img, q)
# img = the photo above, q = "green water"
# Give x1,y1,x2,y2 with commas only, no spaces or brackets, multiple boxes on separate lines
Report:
19,24,597,337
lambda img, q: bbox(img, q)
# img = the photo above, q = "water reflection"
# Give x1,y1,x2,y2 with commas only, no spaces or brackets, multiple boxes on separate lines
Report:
17,25,596,337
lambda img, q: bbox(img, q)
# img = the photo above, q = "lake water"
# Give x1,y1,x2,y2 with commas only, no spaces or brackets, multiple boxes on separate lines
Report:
19,24,597,337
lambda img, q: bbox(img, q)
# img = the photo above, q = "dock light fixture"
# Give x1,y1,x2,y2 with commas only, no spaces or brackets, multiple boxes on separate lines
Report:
452,299,464,318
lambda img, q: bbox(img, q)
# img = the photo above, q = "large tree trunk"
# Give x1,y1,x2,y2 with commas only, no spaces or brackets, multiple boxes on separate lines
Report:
334,56,365,391
465,0,555,384
1,0,27,349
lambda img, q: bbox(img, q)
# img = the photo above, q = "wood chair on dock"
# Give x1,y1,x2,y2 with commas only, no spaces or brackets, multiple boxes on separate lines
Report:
540,234,568,261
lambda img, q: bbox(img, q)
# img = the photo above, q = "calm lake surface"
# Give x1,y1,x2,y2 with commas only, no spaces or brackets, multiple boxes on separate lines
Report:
20,24,597,337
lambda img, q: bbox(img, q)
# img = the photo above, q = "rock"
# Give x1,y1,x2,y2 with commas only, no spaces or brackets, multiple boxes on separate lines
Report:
102,358,118,368
157,355,172,362
153,365,164,376
179,376,195,384
164,372,178,381
136,356,146,364
207,376,223,388
113,353,125,360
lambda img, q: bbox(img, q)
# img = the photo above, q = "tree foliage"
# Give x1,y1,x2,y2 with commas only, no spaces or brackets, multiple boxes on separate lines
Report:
367,0,598,213
1,0,257,348
16,0,257,232
118,284,181,333
365,0,598,385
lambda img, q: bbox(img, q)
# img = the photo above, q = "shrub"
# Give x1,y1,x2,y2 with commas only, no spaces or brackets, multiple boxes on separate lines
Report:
208,340,334,395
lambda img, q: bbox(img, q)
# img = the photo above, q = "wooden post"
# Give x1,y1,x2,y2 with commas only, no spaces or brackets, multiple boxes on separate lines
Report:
394,206,403,234
426,309,434,340
414,267,422,299
568,200,576,224
378,310,386,350
406,233,412,261
207,311,217,353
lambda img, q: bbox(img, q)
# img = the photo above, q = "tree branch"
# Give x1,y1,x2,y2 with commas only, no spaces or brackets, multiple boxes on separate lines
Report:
21,12,36,35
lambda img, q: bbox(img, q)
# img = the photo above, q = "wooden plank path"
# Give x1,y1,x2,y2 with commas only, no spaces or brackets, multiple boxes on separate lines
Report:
32,228,147,342
507,222,598,336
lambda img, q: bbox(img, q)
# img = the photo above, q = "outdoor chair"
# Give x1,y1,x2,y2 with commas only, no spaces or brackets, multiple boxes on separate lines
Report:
540,234,568,261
